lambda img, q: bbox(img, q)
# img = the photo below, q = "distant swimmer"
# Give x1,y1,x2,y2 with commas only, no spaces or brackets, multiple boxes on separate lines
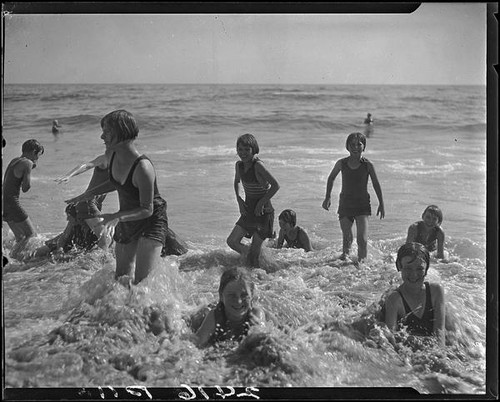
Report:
52,120,62,136
363,113,373,138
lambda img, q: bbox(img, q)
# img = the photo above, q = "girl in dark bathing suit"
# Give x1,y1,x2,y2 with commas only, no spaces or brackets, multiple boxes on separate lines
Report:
194,267,265,347
384,242,446,345
66,110,168,285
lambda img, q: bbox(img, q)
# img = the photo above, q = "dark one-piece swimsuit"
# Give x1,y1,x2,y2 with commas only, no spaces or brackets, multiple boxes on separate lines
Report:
397,281,434,336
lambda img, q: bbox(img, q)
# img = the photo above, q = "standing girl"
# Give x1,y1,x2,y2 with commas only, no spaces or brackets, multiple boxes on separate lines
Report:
322,132,384,263
226,134,280,267
66,110,168,285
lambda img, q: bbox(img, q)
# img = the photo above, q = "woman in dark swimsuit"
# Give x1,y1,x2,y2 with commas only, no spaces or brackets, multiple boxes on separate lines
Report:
66,110,168,285
384,242,446,345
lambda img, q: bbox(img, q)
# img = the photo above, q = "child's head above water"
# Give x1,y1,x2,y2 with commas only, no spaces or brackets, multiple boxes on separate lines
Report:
22,139,44,157
395,242,430,275
218,267,255,321
345,132,366,152
421,205,443,225
278,209,297,227
236,133,259,155
101,110,139,142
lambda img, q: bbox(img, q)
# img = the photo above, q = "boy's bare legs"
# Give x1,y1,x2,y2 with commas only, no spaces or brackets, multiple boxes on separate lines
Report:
339,217,354,260
355,215,369,262
8,218,36,260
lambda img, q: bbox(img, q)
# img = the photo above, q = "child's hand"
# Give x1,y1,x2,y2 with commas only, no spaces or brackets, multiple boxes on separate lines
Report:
377,204,385,219
322,198,331,211
237,197,247,215
254,200,264,216
54,176,70,184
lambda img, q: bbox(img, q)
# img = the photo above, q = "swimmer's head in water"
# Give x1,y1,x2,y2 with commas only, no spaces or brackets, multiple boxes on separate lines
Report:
218,267,255,301
395,242,430,275
278,209,297,227
345,132,366,152
421,205,443,225
101,110,139,142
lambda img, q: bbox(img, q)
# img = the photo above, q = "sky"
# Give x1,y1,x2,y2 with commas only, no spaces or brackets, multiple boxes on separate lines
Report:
3,3,489,85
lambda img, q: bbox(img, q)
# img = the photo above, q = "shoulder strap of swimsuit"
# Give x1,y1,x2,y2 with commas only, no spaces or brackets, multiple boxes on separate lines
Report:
423,282,433,314
397,289,412,315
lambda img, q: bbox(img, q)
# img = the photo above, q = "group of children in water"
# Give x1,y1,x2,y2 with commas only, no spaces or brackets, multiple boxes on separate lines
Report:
2,110,447,346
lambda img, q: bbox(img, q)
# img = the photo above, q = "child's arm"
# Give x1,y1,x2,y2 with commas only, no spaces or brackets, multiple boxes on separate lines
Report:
383,291,401,331
431,283,446,346
367,162,385,219
254,161,280,215
234,163,247,215
55,154,108,184
436,228,445,259
276,229,285,249
299,229,313,252
406,223,418,243
322,160,341,210
18,159,34,193
65,180,116,204
194,310,216,347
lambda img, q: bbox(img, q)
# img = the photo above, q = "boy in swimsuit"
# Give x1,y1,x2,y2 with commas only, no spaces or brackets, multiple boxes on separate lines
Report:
276,209,313,252
406,205,446,260
226,133,280,268
384,242,445,346
2,139,44,258
194,267,265,347
66,110,169,285
322,132,384,264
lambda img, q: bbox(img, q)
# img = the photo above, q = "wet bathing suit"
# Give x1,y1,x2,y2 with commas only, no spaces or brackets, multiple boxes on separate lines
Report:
283,227,308,250
235,158,274,240
210,302,252,344
397,282,434,336
337,157,371,220
109,153,168,244
2,158,29,223
413,221,440,252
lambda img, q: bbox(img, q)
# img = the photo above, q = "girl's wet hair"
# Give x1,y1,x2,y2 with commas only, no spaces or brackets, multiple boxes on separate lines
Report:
22,139,44,156
345,132,366,151
101,110,139,142
422,205,443,224
236,133,259,154
279,209,297,227
395,242,430,274
218,267,255,299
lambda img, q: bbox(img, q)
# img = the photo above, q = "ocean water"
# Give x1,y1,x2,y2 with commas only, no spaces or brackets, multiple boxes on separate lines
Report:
2,84,489,396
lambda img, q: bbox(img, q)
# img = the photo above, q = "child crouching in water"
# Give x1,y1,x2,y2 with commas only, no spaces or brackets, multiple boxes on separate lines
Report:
276,209,313,252
406,205,446,260
194,267,265,347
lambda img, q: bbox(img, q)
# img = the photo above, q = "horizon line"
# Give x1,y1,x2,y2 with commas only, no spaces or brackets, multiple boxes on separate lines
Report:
4,82,486,87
